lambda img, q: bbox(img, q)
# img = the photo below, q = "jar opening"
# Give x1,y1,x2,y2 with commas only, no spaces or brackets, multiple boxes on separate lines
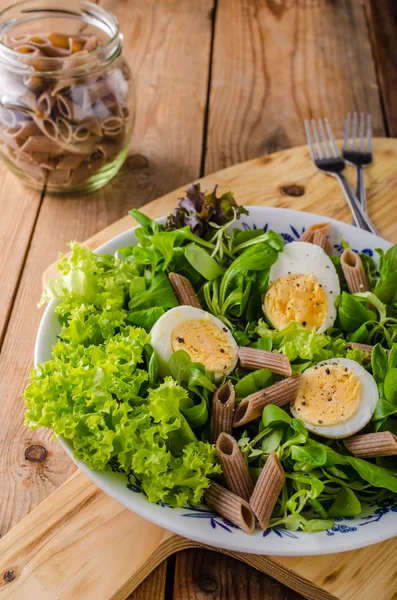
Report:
0,0,121,76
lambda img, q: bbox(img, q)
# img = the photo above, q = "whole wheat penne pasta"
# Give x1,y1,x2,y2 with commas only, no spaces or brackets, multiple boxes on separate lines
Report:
210,381,236,443
63,136,101,155
168,272,202,308
312,229,332,256
216,433,253,501
299,222,332,242
204,482,255,534
36,91,55,117
47,167,72,186
238,347,292,377
56,117,73,144
250,452,285,530
69,159,104,185
102,115,124,134
32,115,59,141
14,43,40,56
233,374,301,427
340,248,370,293
3,89,37,112
23,74,43,92
84,35,99,52
20,136,65,155
56,153,86,170
0,108,17,128
27,35,51,50
79,116,103,137
50,80,73,96
5,34,30,46
95,140,123,160
72,125,91,142
47,32,70,50
344,432,397,458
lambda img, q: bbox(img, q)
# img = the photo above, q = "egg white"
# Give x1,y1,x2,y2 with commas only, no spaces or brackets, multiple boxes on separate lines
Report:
290,358,379,439
264,241,340,333
150,305,238,381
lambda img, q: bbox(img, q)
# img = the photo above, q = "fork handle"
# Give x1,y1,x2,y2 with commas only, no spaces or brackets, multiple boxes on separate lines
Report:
356,164,367,213
335,173,378,235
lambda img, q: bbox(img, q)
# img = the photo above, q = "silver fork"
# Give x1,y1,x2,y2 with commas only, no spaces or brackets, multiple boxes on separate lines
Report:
304,118,378,235
343,112,372,213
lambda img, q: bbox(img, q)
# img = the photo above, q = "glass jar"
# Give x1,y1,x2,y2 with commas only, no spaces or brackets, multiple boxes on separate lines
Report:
0,0,135,193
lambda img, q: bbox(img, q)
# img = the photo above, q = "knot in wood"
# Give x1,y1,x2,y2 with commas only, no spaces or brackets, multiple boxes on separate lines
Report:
126,153,149,170
197,575,218,593
25,445,47,463
3,570,16,582
280,184,305,197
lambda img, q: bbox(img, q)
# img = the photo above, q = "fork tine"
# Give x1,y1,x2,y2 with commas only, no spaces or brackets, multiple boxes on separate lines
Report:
366,114,372,154
304,119,317,161
352,112,358,150
359,112,365,152
324,118,340,157
318,118,331,158
311,119,324,159
343,113,351,152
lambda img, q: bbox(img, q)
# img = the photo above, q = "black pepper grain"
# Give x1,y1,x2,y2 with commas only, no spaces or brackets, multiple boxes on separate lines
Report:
176,337,185,343
220,349,225,353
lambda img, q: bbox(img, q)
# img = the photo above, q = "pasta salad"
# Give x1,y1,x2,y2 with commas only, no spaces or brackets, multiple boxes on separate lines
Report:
24,185,397,534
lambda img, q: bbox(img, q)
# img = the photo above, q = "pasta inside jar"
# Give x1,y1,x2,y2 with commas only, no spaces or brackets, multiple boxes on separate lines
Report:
0,0,135,193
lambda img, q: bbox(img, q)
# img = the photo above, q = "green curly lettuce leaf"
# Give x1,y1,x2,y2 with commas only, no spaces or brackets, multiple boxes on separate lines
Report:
24,330,220,507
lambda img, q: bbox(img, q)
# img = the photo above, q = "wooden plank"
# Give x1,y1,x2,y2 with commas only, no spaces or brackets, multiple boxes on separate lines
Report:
365,0,397,135
0,0,213,536
205,0,385,172
172,549,303,600
1,469,397,600
127,561,167,600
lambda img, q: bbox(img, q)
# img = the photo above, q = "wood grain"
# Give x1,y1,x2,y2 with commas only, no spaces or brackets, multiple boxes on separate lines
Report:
172,549,303,600
1,469,397,600
127,559,167,600
0,0,214,537
365,0,397,135
205,0,385,172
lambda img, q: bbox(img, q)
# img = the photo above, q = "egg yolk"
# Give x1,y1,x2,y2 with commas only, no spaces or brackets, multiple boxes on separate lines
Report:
264,273,328,331
293,363,361,426
171,319,234,373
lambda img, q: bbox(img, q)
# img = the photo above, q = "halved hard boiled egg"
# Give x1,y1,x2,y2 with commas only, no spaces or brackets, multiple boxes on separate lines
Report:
151,306,238,381
290,358,379,439
263,241,340,333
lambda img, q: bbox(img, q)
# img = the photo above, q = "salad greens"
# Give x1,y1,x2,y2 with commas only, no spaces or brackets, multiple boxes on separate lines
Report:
24,184,397,533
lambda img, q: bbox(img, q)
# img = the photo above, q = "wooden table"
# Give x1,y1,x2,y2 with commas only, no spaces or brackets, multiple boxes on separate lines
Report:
0,1,396,598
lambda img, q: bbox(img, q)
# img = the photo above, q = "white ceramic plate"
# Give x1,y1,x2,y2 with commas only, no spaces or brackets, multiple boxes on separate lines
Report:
35,206,397,556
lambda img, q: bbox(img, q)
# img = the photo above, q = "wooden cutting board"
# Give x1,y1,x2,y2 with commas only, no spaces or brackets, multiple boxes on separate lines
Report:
2,138,397,600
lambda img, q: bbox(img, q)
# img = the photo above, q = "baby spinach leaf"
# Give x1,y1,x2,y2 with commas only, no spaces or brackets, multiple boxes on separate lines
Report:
184,244,224,280
373,383,397,420
128,307,165,330
338,292,374,332
234,368,273,397
129,272,178,310
261,428,283,454
371,343,389,382
290,445,327,466
251,337,273,351
384,368,397,403
388,344,397,369
303,519,334,532
328,487,361,517
347,456,397,492
169,349,192,384
151,232,179,270
219,242,279,305
262,405,291,428
375,245,397,305
189,363,217,393
180,395,208,428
